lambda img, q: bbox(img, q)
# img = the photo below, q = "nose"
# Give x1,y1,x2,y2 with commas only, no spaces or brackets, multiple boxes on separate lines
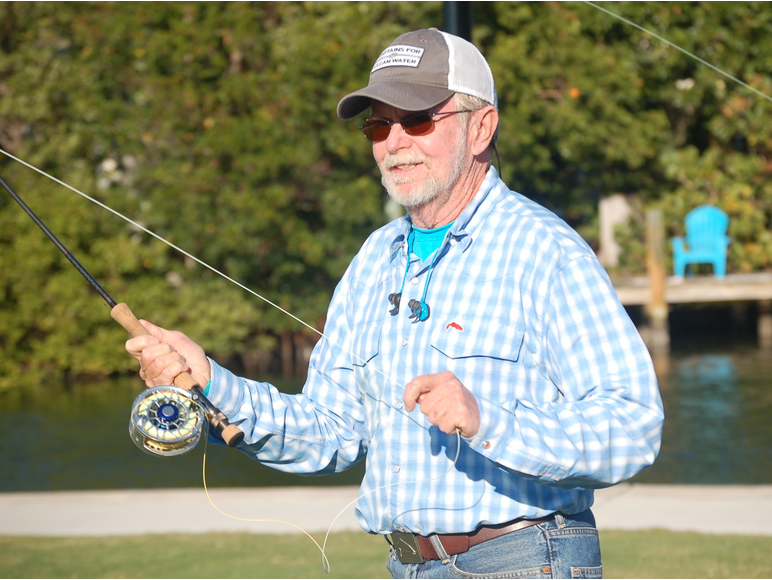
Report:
382,120,412,154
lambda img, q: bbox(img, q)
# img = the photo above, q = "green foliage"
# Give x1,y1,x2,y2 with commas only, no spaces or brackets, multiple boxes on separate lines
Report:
0,2,440,388
478,2,772,271
613,196,648,275
0,531,391,579
2,2,772,387
1,530,771,579
600,529,772,579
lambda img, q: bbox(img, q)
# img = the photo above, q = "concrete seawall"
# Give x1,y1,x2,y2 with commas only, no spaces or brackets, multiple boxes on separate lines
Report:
2,484,771,537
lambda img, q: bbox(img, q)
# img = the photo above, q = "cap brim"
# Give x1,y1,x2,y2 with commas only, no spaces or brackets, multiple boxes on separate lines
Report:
337,81,455,120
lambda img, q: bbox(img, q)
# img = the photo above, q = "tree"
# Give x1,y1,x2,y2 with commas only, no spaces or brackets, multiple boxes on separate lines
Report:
2,2,772,389
0,2,442,389
479,2,772,272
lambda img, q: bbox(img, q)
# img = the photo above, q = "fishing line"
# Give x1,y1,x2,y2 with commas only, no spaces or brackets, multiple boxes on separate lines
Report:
582,0,772,105
0,147,418,401
0,149,466,572
0,147,320,339
198,418,462,574
0,171,244,447
3,7,764,570
0,147,454,453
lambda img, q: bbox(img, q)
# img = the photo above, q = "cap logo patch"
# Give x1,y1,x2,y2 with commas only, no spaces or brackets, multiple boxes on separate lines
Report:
372,45,425,73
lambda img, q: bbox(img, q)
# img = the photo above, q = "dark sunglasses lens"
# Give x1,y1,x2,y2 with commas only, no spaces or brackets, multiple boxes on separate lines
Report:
401,113,434,136
362,120,391,142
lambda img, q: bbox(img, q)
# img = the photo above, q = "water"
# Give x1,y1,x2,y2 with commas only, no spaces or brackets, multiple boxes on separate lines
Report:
0,376,365,491
633,344,772,484
1,344,770,491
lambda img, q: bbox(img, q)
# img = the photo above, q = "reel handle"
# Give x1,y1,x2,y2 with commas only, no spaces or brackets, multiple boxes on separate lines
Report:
111,302,245,448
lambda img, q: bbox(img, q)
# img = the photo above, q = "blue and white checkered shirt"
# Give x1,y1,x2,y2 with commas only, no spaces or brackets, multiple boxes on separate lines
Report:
207,167,664,535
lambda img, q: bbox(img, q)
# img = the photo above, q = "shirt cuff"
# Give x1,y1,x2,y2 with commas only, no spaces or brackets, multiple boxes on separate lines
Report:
464,395,511,454
465,396,569,483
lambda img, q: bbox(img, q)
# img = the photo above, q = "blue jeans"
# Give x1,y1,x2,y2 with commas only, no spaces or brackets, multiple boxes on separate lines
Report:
386,510,602,579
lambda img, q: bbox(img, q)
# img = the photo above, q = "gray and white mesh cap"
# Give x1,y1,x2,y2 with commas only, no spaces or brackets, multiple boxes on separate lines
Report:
337,28,497,120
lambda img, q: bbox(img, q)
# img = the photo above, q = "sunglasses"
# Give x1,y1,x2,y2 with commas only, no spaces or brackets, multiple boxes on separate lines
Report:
359,109,473,142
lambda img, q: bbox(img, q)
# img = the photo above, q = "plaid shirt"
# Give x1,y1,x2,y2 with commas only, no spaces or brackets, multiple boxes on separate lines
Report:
207,167,664,535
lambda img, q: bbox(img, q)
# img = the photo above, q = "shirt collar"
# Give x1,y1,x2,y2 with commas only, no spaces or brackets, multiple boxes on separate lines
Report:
388,166,505,261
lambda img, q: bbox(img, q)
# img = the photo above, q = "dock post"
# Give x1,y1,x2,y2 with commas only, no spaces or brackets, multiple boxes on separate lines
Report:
644,209,670,353
759,300,772,348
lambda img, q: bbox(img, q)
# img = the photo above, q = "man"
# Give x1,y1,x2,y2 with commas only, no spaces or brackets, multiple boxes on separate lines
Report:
127,29,664,578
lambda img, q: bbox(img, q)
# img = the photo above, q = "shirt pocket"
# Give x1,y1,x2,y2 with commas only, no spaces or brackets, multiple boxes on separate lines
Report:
430,317,527,407
430,316,526,363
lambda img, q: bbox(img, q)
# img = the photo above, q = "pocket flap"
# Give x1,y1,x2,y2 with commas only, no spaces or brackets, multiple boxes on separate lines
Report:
432,318,526,362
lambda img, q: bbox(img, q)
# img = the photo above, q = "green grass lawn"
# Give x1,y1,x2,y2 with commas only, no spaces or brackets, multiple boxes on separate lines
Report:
1,530,770,578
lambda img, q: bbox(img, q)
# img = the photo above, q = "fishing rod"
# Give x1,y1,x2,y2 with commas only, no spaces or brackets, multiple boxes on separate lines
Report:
0,174,244,452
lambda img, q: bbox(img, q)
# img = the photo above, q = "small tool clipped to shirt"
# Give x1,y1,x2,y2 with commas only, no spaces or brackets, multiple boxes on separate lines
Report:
389,254,410,317
388,292,402,315
408,298,430,322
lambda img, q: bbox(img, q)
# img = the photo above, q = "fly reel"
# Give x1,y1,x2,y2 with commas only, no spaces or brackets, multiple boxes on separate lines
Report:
129,386,205,457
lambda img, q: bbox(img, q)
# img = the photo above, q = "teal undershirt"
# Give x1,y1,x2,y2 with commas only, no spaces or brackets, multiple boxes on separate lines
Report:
408,222,453,261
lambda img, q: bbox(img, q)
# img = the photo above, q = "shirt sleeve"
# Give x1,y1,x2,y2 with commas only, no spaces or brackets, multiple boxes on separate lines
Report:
204,272,368,476
465,255,664,489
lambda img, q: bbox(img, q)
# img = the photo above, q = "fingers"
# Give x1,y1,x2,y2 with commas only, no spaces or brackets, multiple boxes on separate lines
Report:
123,321,198,388
124,320,165,359
138,319,165,339
403,371,481,437
125,333,159,362
403,373,439,412
137,342,191,388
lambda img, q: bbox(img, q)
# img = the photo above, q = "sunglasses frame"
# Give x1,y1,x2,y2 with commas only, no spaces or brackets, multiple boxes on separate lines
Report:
359,109,473,142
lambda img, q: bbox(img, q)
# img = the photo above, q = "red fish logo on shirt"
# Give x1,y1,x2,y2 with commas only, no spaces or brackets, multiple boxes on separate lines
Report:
445,321,464,332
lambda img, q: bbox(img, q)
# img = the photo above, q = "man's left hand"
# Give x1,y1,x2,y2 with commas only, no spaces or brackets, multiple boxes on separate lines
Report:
403,371,480,437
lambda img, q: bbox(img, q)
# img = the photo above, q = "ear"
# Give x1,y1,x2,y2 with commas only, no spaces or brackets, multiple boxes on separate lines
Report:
469,106,499,157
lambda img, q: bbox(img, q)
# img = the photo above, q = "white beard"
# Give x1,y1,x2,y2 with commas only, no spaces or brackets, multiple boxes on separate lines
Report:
379,129,469,211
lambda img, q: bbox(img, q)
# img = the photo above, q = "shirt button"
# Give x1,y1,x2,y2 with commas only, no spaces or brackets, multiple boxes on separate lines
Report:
402,337,408,346
450,238,458,246
482,441,491,449
393,464,401,473
395,401,403,409
411,277,419,285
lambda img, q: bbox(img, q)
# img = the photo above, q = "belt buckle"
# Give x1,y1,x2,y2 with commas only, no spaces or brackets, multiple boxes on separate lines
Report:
390,532,425,564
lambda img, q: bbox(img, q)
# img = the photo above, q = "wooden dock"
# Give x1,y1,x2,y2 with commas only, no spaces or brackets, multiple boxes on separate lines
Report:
612,272,772,306
600,208,772,352
611,272,772,352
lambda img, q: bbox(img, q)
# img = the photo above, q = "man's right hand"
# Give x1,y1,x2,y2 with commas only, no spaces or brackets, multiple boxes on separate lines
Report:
125,320,211,389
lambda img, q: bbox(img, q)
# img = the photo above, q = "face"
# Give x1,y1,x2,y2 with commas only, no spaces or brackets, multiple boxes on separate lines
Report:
370,99,471,211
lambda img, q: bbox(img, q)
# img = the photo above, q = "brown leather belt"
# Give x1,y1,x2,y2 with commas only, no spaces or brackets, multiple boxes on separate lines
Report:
388,515,555,564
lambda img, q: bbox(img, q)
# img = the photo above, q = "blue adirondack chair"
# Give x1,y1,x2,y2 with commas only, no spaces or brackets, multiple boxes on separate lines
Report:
671,205,730,277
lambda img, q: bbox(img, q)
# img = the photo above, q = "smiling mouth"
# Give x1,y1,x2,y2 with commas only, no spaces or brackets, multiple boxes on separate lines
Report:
392,162,421,171
384,151,428,173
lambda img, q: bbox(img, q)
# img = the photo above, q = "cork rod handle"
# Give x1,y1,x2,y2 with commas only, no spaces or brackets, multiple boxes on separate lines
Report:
110,302,244,447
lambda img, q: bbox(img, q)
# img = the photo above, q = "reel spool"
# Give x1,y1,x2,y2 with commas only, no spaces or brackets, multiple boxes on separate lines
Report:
129,386,205,457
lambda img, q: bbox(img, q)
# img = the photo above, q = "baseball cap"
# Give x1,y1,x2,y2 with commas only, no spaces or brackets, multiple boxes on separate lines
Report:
337,28,497,120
